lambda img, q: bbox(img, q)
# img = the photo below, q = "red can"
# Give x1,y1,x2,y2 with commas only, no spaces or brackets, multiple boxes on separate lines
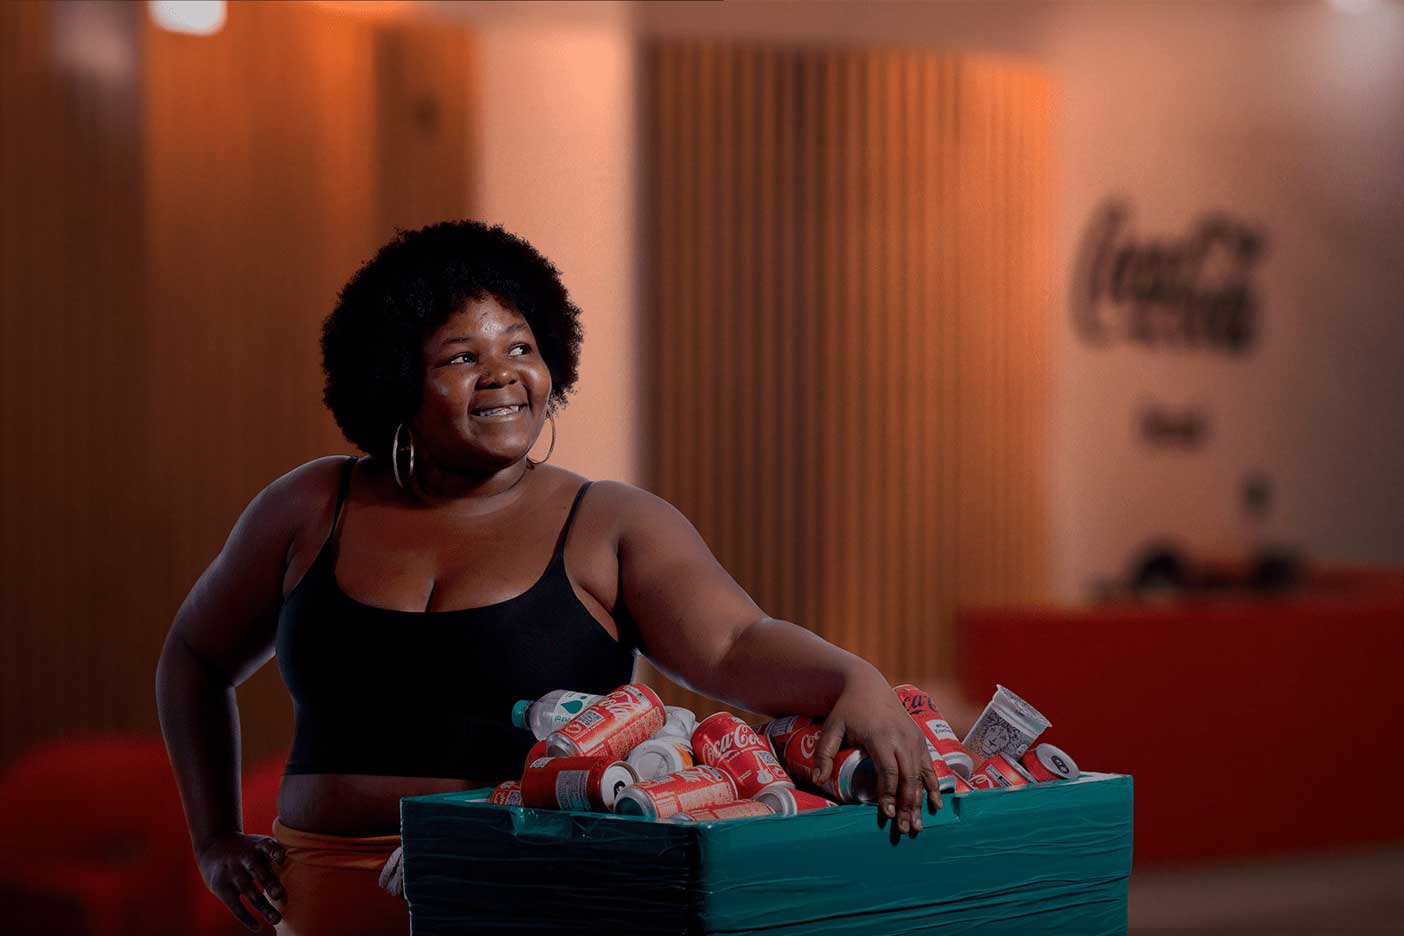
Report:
893,684,976,779
754,785,838,816
969,753,1034,791
613,765,737,818
488,781,523,806
520,756,639,811
756,714,816,754
526,738,549,764
952,774,974,795
693,712,794,798
545,684,666,760
781,725,877,804
672,800,777,822
1021,743,1079,782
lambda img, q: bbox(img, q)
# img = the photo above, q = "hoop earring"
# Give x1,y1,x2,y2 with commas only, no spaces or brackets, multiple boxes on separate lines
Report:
391,421,415,489
526,412,556,468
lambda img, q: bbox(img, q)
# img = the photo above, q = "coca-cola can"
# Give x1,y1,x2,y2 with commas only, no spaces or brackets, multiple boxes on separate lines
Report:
525,737,549,764
952,773,974,795
781,725,877,804
754,785,838,816
545,684,666,760
613,765,738,819
756,715,815,754
488,781,523,806
520,756,639,811
671,800,776,822
693,712,793,798
893,684,975,779
969,753,1034,791
1021,743,1079,782
627,737,695,781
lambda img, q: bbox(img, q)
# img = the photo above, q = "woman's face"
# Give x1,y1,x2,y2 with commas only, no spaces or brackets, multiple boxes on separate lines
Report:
413,295,553,471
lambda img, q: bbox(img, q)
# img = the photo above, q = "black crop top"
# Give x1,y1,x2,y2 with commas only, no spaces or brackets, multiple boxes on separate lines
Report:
275,456,639,779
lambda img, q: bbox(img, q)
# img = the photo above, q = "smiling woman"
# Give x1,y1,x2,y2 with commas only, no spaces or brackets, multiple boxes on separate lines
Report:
156,220,940,936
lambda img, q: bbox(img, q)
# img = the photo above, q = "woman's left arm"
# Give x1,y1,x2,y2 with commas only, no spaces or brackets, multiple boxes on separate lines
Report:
606,482,942,833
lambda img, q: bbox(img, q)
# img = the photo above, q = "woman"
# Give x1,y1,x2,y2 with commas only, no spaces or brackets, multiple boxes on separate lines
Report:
155,221,941,935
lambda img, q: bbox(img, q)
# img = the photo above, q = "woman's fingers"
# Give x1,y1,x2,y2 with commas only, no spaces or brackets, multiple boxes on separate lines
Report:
894,747,926,833
216,881,263,932
812,717,846,784
233,867,282,927
920,755,944,814
243,851,286,904
873,746,902,821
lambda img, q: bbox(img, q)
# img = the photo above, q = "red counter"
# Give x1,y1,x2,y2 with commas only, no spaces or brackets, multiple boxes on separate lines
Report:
956,582,1404,865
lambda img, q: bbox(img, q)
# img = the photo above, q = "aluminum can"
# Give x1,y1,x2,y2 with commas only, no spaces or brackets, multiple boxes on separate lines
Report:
952,773,974,795
1021,743,1079,782
693,712,793,798
658,706,697,741
754,785,837,816
671,800,777,822
627,737,695,782
613,765,737,818
545,684,666,760
525,737,549,764
893,684,976,779
781,725,877,804
756,715,815,754
969,753,1034,791
520,756,638,811
488,781,523,806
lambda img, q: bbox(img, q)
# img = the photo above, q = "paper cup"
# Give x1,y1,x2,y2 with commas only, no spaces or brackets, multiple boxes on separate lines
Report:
961,684,1051,761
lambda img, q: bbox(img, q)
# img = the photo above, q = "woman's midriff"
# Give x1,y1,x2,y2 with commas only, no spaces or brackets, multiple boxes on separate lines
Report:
277,773,503,836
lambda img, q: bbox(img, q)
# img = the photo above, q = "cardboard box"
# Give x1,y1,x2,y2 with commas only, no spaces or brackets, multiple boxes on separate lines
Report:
401,772,1133,935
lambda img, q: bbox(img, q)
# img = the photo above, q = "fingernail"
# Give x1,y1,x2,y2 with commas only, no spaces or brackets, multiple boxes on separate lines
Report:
913,817,923,831
811,770,821,782
885,803,895,818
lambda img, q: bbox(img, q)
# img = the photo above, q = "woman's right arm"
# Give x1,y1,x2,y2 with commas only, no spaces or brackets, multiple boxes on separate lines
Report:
154,456,342,931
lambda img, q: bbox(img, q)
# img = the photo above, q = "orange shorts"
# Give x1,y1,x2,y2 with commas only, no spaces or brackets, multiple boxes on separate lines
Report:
270,818,410,936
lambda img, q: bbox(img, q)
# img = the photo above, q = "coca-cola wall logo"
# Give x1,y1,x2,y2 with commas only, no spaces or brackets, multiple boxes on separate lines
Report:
1072,199,1266,355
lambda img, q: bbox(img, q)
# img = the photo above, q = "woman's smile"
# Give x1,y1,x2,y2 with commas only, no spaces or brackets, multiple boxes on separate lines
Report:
470,403,528,421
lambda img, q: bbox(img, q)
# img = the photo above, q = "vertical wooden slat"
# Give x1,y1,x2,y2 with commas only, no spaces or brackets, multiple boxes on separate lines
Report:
642,40,1053,711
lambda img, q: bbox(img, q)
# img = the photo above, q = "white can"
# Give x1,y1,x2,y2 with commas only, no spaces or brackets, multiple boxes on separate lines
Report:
627,737,695,781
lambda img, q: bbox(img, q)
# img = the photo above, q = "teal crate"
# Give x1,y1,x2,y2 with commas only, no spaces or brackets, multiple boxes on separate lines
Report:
401,772,1133,935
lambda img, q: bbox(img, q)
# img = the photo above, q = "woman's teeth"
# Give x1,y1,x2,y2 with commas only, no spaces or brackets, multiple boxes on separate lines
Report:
474,405,524,417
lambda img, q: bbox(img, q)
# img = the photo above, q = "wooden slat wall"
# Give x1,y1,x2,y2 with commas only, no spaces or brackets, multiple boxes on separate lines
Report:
638,41,1053,718
0,1,473,769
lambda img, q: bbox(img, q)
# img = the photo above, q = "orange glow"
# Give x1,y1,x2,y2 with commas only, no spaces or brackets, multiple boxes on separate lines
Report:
308,0,415,19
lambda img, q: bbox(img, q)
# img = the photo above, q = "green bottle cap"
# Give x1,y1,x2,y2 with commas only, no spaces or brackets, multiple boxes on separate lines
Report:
511,699,530,729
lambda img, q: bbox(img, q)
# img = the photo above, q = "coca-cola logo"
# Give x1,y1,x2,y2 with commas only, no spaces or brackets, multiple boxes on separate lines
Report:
706,724,759,759
1072,199,1264,355
798,730,819,760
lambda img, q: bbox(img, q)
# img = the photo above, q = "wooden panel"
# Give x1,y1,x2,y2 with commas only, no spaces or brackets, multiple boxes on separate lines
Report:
642,40,1054,715
0,1,473,769
1,0,148,764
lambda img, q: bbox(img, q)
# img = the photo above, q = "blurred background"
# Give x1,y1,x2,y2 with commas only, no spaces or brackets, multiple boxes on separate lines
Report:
2,0,1402,932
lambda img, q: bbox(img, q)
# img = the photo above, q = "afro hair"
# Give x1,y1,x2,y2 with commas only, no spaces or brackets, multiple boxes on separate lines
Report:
320,220,584,456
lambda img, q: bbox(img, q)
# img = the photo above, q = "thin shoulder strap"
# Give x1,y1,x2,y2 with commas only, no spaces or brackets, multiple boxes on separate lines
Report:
324,456,358,557
550,481,594,563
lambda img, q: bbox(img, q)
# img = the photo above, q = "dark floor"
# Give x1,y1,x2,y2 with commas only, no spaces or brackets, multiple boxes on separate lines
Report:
1129,842,1404,933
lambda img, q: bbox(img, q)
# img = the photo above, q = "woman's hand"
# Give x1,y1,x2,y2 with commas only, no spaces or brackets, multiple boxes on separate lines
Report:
811,667,942,834
197,831,286,932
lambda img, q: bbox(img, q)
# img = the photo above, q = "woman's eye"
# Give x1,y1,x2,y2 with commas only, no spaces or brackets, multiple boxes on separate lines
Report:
451,345,530,364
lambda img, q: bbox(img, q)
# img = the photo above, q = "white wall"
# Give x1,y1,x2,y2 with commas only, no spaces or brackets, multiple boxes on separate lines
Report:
432,0,1404,601
439,2,643,485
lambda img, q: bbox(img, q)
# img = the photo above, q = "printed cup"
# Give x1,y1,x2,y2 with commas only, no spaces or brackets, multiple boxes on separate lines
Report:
961,684,1051,761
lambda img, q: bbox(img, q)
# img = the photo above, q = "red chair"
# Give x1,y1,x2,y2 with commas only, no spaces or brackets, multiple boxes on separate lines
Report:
0,734,196,935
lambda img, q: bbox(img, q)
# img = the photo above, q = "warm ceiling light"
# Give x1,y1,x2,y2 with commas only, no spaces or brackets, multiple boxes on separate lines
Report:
148,0,226,36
